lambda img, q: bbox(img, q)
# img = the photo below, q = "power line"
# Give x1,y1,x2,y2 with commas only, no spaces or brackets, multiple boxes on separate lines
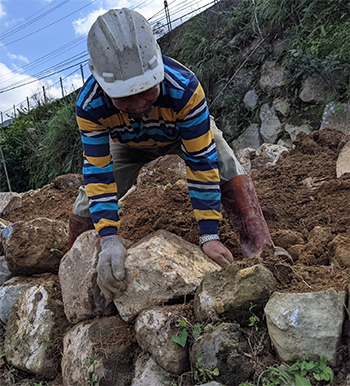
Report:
0,0,219,101
1,0,98,48
0,0,70,40
0,59,89,95
0,35,87,87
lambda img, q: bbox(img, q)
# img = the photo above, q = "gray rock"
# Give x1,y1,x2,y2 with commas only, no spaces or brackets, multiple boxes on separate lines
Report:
299,75,336,103
0,255,13,286
336,140,350,178
190,323,252,386
235,147,255,172
5,279,68,377
135,305,189,375
230,124,263,151
59,230,116,324
0,277,31,324
197,383,225,386
113,230,221,322
320,102,350,133
259,61,286,93
243,89,258,109
0,192,22,216
259,104,283,143
273,98,289,116
285,124,311,142
265,289,346,366
131,352,174,386
194,264,276,323
1,217,69,275
0,219,11,256
61,316,138,386
252,143,289,170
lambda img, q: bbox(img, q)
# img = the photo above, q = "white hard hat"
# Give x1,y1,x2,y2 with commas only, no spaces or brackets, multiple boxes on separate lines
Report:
87,8,164,98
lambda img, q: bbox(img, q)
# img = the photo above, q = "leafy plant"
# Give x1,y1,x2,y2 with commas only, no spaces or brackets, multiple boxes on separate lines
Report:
257,356,334,386
172,317,206,347
248,303,261,331
84,356,100,386
193,356,219,384
24,98,83,189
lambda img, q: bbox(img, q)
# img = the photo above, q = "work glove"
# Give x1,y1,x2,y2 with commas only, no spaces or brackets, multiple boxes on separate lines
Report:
97,235,127,301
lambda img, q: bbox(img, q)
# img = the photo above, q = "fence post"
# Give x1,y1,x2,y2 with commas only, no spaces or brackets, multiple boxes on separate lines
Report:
13,105,16,118
1,112,3,127
27,97,30,111
0,145,12,192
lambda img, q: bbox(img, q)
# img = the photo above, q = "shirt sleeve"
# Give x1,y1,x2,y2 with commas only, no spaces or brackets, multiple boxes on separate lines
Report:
176,82,222,235
76,113,120,238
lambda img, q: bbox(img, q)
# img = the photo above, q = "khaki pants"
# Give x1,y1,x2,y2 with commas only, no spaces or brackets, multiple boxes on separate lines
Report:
73,117,245,217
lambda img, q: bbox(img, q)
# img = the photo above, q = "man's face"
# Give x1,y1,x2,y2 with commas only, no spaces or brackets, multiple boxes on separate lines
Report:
111,84,160,118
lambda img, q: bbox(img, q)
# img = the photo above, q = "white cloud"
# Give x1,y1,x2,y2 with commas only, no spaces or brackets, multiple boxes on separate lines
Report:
0,1,7,19
73,8,107,36
0,62,39,116
7,53,29,64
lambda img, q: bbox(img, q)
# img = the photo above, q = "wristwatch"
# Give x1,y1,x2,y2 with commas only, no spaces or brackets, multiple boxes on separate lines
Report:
199,234,220,247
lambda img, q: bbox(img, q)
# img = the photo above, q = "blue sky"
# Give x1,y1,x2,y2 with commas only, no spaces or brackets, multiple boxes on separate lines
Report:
0,0,214,121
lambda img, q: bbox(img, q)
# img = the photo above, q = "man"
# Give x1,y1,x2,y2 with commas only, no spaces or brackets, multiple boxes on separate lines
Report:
71,8,277,298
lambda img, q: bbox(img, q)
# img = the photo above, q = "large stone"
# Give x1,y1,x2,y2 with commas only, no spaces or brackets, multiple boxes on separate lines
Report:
259,104,283,143
135,305,189,375
299,75,336,103
0,192,22,216
251,143,289,170
59,230,116,324
113,230,221,321
259,61,285,93
0,255,13,286
131,352,174,386
230,124,263,151
61,316,137,386
235,147,255,172
1,217,68,275
243,89,258,109
0,277,32,324
320,102,350,133
265,289,346,365
5,278,68,377
194,264,276,323
336,140,350,178
285,124,311,142
190,323,252,386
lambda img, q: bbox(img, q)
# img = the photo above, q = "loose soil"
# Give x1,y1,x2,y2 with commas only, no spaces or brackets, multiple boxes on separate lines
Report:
1,128,349,385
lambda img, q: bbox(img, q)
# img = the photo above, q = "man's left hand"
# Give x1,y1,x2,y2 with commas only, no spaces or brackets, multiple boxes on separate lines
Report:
202,240,233,268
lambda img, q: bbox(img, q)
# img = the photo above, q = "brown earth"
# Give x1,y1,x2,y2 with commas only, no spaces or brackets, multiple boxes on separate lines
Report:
1,127,350,385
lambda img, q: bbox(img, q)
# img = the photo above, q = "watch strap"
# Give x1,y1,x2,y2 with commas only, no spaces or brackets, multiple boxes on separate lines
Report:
199,234,220,247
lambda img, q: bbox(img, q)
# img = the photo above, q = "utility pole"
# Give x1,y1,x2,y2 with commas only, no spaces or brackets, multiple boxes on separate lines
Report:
164,0,172,32
60,77,64,98
80,63,85,85
42,86,47,104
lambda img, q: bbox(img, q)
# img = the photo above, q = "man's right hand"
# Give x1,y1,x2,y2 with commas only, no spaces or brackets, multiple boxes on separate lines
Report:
202,240,234,268
97,235,127,300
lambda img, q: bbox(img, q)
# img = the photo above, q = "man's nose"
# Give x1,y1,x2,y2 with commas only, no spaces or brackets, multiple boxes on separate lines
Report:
131,97,148,109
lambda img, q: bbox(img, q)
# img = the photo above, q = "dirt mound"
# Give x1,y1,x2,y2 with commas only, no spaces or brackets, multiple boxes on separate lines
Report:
2,128,349,384
3,128,349,294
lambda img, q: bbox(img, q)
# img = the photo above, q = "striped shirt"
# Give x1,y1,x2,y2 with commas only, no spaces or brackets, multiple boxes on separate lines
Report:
76,56,222,238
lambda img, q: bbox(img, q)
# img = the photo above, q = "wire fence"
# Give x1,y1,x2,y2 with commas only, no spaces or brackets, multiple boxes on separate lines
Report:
0,0,219,127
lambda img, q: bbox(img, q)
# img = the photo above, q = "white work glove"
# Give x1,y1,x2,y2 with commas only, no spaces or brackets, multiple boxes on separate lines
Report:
97,236,127,301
